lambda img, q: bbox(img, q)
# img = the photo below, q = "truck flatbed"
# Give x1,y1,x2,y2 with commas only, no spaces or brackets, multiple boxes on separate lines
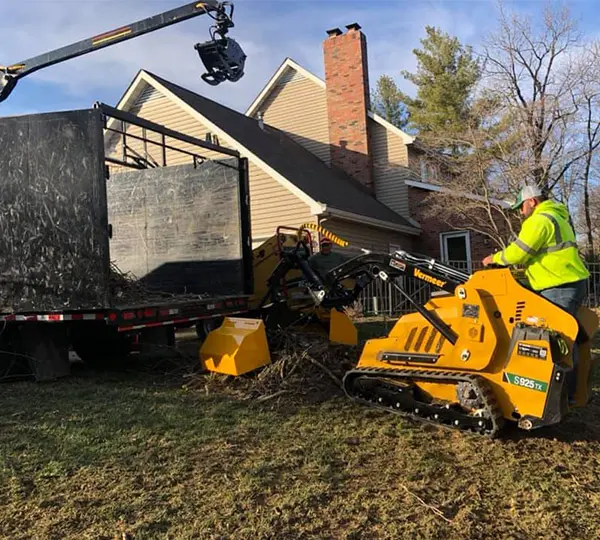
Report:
0,294,250,332
0,103,255,381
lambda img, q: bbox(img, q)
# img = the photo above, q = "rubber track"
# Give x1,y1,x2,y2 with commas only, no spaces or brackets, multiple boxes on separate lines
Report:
343,367,505,438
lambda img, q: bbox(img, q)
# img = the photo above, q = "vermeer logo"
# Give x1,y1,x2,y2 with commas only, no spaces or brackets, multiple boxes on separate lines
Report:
413,268,447,288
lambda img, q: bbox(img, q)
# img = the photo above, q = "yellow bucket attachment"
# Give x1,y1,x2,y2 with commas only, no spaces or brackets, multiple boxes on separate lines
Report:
199,317,271,376
329,308,358,346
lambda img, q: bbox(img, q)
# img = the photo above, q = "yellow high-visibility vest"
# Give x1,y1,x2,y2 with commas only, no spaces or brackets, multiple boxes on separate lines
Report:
492,200,589,291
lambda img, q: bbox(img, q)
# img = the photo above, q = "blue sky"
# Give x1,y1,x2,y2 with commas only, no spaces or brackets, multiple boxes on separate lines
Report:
0,0,598,118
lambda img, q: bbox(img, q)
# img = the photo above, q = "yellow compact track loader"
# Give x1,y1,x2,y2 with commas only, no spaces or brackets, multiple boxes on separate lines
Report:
322,249,599,437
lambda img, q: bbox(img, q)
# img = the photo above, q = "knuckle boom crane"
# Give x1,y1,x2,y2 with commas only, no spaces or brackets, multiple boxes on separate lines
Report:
0,0,246,103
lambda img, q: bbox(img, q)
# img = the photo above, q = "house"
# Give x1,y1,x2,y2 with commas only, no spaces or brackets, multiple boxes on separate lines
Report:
106,22,496,269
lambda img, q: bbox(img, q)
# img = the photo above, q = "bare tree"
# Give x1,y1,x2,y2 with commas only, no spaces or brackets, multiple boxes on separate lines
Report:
482,2,586,196
420,94,523,249
420,1,600,254
569,41,600,258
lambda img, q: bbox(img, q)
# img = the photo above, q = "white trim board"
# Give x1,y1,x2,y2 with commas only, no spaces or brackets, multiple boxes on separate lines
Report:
439,230,472,272
323,207,420,236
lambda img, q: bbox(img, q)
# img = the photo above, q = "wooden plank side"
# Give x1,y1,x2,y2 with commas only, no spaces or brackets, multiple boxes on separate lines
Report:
252,69,331,165
0,109,110,312
107,161,246,296
105,84,316,247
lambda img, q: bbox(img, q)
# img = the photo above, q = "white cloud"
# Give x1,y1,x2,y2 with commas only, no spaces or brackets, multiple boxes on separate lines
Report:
0,0,540,116
0,0,279,112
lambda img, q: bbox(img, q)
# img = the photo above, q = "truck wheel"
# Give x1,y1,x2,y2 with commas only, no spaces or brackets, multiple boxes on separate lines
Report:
196,316,224,341
70,324,132,368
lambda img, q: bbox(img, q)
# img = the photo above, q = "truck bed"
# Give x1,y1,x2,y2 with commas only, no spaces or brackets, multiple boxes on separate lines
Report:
0,106,253,315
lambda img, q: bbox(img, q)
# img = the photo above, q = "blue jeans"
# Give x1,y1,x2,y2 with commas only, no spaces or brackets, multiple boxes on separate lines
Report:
539,279,587,399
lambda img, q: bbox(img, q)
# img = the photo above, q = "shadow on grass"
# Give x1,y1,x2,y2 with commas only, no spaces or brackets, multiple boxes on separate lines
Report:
0,369,291,480
6,320,600,448
495,399,600,443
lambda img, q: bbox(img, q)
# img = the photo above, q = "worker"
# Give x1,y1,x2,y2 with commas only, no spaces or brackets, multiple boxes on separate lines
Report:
482,184,590,401
309,237,348,278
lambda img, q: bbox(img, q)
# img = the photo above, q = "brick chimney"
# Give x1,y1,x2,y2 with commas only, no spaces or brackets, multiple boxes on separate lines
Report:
323,23,373,192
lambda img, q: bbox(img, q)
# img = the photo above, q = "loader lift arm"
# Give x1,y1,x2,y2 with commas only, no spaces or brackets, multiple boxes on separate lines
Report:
0,0,246,103
321,249,471,345
325,249,470,293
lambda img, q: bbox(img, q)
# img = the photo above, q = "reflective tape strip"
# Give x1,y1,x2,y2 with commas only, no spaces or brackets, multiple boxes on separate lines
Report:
537,212,577,254
500,252,509,265
539,212,563,244
538,241,578,254
514,238,536,255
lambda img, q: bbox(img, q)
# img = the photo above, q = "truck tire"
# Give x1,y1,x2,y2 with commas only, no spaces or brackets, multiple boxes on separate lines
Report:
70,324,132,368
195,316,224,341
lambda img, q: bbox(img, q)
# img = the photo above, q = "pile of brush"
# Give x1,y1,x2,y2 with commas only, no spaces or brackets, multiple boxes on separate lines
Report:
109,262,209,304
188,329,360,404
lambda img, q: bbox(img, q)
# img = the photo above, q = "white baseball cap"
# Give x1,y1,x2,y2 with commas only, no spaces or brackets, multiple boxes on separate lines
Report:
510,184,544,210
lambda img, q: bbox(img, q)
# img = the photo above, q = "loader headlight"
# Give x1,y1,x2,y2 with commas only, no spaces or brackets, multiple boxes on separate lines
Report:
195,36,246,86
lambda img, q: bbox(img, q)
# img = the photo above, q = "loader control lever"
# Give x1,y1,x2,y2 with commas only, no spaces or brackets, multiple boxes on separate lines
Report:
0,1,246,103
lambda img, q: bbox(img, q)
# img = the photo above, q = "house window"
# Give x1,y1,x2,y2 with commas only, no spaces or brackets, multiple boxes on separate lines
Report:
440,231,472,272
419,157,438,183
420,157,428,181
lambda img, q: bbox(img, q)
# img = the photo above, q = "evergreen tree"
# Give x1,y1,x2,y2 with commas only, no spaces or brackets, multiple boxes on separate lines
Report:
399,26,482,155
371,75,409,130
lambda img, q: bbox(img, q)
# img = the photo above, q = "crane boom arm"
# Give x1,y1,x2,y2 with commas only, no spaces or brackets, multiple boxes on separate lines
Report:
0,0,245,103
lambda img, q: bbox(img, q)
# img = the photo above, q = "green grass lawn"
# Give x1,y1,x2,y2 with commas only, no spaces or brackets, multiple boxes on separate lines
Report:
1,322,600,539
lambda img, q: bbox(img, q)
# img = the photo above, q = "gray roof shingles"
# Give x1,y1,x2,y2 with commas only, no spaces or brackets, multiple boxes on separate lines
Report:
146,72,418,231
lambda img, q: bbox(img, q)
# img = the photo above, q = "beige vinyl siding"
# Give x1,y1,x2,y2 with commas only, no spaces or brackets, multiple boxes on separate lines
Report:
248,162,316,242
106,85,230,169
319,218,413,254
369,118,416,219
252,68,331,164
105,82,315,244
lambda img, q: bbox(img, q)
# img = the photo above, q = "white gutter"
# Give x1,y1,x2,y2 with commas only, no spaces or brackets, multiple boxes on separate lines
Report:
315,205,421,236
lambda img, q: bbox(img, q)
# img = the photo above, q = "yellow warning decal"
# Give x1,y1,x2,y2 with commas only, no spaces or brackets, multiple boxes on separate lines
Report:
92,26,132,46
299,223,349,247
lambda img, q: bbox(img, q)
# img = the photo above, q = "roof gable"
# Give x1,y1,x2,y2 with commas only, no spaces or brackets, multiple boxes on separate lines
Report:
245,58,415,145
246,58,325,118
104,71,160,151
